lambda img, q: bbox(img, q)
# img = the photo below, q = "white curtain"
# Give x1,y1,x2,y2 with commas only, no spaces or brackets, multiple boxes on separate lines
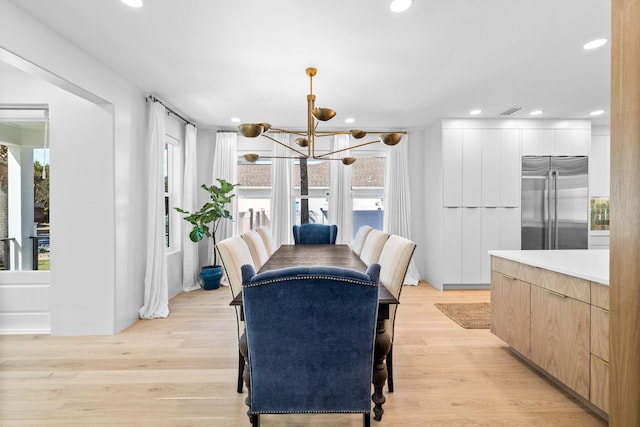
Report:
139,101,170,318
181,123,200,292
384,135,421,285
328,134,353,244
208,131,238,264
270,133,294,246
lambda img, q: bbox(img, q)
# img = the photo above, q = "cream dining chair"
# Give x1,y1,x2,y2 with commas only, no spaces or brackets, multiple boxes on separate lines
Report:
359,229,390,266
255,226,278,257
376,234,416,393
350,225,373,256
241,230,270,270
216,235,256,393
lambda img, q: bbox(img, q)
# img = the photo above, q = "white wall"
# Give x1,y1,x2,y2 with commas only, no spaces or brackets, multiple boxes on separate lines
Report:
0,0,148,335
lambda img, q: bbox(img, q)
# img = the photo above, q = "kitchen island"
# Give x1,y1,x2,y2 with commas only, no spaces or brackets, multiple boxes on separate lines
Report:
489,249,609,419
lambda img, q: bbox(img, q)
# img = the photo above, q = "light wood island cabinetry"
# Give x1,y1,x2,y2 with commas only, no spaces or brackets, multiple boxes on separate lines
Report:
490,250,609,419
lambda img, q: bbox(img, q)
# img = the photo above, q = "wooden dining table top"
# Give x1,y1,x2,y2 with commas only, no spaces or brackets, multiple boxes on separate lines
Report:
230,244,398,306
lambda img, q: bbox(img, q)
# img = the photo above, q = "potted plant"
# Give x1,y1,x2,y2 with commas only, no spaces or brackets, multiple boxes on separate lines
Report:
176,178,236,290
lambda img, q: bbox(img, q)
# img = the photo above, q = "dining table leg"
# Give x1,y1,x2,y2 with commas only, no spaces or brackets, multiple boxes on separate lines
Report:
372,317,392,421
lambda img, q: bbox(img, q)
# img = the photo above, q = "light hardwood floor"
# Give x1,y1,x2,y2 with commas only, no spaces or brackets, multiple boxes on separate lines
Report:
0,283,607,426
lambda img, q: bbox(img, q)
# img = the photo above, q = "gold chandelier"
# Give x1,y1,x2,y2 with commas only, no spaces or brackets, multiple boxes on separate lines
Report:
238,67,406,165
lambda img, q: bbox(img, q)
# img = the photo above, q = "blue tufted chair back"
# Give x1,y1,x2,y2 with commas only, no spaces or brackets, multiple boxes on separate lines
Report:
241,263,380,422
292,223,338,244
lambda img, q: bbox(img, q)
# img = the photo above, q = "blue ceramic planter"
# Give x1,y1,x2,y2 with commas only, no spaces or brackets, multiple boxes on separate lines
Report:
200,265,223,290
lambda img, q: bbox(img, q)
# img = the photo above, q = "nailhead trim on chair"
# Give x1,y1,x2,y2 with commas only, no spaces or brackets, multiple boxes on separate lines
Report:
245,274,378,288
250,409,370,414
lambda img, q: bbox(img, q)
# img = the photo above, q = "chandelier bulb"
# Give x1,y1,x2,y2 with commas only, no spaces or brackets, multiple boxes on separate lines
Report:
312,107,337,122
380,133,403,146
350,130,367,139
238,123,264,138
342,157,356,165
243,153,260,163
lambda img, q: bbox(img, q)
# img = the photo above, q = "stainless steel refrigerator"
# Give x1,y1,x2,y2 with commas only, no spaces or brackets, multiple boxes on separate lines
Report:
521,156,589,250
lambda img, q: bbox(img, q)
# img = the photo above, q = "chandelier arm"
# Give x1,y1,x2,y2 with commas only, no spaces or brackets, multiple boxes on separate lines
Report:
261,133,309,157
314,139,380,158
268,128,308,137
258,156,304,160
314,131,352,137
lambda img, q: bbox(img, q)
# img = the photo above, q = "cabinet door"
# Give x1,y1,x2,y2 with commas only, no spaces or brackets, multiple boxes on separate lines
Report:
462,129,482,206
443,129,463,206
555,129,574,155
501,129,521,206
530,285,590,398
462,207,482,284
481,129,501,206
500,207,521,250
522,129,555,155
590,135,610,197
443,208,462,283
490,270,531,358
555,129,589,156
481,208,501,283
591,355,610,414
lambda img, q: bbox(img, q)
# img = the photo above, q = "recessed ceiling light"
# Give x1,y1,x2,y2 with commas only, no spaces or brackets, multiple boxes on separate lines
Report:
590,110,605,116
530,110,543,116
469,109,482,116
583,38,607,50
121,0,143,7
231,117,241,123
390,0,413,13
345,118,355,124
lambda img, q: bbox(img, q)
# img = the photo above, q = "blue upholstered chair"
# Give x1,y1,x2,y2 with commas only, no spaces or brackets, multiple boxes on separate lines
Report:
292,223,338,244
241,263,381,427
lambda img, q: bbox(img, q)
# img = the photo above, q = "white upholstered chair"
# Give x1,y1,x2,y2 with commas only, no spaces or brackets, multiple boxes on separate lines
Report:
359,229,390,266
255,226,278,257
241,230,270,270
350,225,373,256
377,234,416,393
216,235,256,393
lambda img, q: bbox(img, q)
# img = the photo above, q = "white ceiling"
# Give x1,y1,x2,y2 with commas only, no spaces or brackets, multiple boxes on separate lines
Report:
6,0,611,130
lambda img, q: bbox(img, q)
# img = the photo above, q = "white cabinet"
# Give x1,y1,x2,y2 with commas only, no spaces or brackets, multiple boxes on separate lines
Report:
481,130,502,206
443,207,462,283
522,129,556,155
501,130,521,206
436,121,588,288
500,207,522,249
481,207,521,283
556,129,590,155
481,208,501,283
443,129,463,207
462,208,482,283
445,206,522,286
522,129,589,156
590,135,610,197
462,129,482,206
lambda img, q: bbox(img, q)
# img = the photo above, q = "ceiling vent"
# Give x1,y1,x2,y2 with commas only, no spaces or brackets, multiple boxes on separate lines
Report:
498,106,523,116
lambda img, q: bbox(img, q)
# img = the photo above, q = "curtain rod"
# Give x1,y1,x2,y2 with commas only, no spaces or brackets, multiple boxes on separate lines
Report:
145,95,195,127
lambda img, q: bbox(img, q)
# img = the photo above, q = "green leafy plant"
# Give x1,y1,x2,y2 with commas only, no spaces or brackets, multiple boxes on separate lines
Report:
175,178,236,266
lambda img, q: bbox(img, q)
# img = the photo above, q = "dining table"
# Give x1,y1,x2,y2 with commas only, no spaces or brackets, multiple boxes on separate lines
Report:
230,244,398,422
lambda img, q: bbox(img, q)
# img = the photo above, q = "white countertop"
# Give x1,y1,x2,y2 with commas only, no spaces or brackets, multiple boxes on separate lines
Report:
488,249,609,285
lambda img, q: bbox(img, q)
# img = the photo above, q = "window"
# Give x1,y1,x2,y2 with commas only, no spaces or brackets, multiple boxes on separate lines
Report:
164,135,181,250
237,156,271,234
293,159,330,224
351,157,385,238
236,151,386,238
0,112,50,270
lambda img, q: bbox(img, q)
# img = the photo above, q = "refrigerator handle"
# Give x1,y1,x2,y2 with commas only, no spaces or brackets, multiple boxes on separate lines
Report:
554,170,559,249
546,171,552,249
